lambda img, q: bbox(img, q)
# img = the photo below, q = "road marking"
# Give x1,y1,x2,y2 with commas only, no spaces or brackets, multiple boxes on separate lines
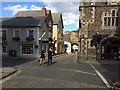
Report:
90,64,111,88
57,68,97,76
19,76,106,88
0,69,21,84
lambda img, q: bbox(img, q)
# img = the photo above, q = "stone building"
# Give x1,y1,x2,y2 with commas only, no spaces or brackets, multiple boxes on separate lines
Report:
64,30,79,44
79,1,120,60
52,13,64,54
64,30,79,52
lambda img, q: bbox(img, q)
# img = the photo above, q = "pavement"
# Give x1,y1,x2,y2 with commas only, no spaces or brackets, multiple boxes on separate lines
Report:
1,53,65,81
77,56,120,89
77,56,120,65
0,67,17,80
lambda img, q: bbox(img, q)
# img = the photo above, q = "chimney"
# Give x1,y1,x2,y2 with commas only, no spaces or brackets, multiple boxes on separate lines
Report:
42,6,46,16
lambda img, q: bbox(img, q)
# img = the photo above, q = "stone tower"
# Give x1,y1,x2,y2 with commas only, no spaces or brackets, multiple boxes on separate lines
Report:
79,0,120,60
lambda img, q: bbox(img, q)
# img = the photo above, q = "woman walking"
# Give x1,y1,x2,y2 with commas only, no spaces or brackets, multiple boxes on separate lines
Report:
39,50,45,65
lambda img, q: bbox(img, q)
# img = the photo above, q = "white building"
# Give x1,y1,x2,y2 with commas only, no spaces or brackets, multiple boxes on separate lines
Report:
64,41,71,54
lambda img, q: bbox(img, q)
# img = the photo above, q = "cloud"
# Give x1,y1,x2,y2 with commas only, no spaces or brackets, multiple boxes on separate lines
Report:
30,5,41,10
4,5,29,15
42,2,79,29
76,19,79,29
3,2,80,30
63,13,79,26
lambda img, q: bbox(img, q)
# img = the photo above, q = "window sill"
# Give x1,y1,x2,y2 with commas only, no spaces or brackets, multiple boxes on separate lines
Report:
101,26,117,29
13,37,20,41
26,37,34,41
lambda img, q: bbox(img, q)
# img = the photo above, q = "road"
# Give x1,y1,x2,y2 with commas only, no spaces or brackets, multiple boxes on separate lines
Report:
2,53,110,89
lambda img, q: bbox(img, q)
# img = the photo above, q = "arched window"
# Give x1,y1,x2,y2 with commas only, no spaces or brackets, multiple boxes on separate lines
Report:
116,11,118,16
112,10,116,16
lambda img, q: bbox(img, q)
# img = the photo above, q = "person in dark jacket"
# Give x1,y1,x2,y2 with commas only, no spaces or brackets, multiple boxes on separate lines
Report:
47,48,53,66
40,50,45,65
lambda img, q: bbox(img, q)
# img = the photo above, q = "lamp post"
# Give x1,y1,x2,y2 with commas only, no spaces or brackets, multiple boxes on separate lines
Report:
92,31,101,61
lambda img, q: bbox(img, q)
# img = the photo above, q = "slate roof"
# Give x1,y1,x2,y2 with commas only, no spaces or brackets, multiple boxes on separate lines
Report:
15,10,50,17
1,16,47,27
52,13,61,24
52,13,64,28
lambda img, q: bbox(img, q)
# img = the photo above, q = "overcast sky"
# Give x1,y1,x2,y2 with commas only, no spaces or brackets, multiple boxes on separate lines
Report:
1,1,80,31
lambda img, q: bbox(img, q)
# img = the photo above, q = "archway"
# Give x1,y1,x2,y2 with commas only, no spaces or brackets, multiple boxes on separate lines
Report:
71,43,78,53
100,35,120,60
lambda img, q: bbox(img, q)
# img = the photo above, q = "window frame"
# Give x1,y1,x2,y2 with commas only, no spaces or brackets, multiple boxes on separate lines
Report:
2,45,7,53
27,29,34,38
13,29,21,38
21,44,34,55
102,9,118,28
2,29,7,39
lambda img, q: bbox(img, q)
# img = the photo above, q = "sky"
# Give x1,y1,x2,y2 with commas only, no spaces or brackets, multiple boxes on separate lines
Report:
1,1,80,31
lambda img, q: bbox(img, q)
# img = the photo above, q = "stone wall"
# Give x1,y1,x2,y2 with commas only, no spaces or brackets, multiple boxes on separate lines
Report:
79,4,120,59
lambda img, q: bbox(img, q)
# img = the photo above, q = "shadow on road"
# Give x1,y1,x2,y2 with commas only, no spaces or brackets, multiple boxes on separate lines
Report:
2,55,34,67
44,61,57,65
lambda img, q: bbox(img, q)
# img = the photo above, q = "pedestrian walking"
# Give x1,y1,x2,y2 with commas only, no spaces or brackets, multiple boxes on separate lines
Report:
39,50,45,65
64,48,68,54
47,48,53,66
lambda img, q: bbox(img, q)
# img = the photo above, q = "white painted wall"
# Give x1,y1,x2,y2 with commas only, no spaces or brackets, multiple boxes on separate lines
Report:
64,41,71,54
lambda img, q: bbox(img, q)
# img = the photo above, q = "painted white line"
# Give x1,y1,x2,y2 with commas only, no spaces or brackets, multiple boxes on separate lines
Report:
90,64,111,88
74,70,97,76
57,68,97,76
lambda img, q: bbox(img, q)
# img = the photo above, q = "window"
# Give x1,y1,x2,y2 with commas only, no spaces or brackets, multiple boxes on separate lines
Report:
116,17,119,26
108,17,111,26
116,11,118,16
2,30,7,38
2,45,7,53
28,30,34,37
21,44,33,54
103,10,118,27
104,13,107,16
112,10,116,16
112,18,115,26
14,29,20,37
104,18,107,26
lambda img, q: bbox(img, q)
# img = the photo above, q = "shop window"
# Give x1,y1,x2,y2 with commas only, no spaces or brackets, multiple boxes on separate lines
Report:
21,44,33,54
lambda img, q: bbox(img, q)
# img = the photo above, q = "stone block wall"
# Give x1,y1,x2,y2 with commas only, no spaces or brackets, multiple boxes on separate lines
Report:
79,4,120,59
